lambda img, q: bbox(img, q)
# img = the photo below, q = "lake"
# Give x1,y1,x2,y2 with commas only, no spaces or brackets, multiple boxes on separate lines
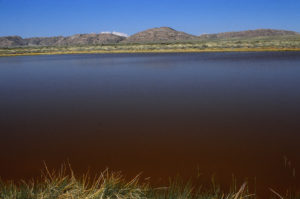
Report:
1,52,300,196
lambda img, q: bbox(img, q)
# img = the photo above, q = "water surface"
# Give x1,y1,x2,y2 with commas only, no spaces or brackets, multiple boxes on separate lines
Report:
1,52,300,196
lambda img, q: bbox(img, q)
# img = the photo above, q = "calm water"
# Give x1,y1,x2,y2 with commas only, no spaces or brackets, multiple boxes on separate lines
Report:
1,52,300,196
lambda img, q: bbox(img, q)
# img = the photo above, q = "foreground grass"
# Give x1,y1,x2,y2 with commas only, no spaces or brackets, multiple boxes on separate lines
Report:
1,35,300,57
1,166,300,199
3,164,300,199
0,164,257,199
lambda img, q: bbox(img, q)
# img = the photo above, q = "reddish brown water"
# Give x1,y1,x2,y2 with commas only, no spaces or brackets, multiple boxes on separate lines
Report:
1,52,300,197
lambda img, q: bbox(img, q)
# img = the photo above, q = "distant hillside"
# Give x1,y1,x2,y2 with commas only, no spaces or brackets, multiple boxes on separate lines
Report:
0,33,126,48
53,33,125,46
1,28,299,48
0,36,26,47
199,29,299,39
124,27,198,43
24,36,64,46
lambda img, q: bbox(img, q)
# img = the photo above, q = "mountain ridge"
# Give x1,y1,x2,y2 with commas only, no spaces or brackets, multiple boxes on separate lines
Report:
0,33,126,48
199,29,299,39
1,28,299,48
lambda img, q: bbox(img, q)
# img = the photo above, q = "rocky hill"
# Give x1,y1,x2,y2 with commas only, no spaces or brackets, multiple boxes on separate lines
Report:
0,33,126,47
0,36,26,47
1,28,299,48
124,27,198,43
54,33,125,46
199,29,299,39
24,36,64,46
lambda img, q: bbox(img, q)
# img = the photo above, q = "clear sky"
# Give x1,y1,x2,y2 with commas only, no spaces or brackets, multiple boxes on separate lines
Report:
1,0,300,38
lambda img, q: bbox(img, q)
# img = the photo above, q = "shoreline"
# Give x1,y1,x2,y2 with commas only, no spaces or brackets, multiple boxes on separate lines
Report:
1,48,300,57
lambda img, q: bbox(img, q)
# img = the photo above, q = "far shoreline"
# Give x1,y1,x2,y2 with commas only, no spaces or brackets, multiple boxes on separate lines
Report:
1,48,300,57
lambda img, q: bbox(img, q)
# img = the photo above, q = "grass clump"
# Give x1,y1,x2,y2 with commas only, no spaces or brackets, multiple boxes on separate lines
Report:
2,162,300,199
0,166,147,199
0,164,257,199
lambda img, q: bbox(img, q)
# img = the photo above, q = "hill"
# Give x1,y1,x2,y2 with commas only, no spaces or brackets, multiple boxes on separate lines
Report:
53,33,126,46
0,36,26,47
1,28,299,48
199,29,299,39
124,27,198,43
0,33,126,47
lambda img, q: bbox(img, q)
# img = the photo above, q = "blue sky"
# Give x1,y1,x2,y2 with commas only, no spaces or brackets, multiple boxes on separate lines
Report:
0,0,300,38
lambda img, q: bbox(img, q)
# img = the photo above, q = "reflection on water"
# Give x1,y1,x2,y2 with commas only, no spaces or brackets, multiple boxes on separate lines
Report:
1,52,300,196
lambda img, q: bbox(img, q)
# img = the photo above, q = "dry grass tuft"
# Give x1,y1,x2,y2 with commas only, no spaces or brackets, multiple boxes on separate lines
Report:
0,164,259,199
